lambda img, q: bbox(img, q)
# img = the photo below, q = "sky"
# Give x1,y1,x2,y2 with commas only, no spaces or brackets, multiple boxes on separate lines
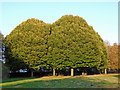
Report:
0,1,118,45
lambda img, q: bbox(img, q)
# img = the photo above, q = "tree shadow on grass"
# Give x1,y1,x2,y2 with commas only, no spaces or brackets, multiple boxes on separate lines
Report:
112,75,120,78
2,75,120,88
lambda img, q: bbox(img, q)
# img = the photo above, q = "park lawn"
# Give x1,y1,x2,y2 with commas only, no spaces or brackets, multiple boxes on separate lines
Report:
2,77,35,83
1,74,120,88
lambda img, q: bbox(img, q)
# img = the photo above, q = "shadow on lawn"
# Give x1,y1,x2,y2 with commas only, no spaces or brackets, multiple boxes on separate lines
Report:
2,74,120,88
112,75,120,77
2,77,35,83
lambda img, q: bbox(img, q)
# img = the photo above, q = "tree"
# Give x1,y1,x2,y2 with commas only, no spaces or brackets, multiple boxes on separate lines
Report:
105,41,119,72
0,32,3,61
0,61,9,79
49,15,107,76
107,43,118,70
4,18,50,76
0,32,9,79
118,45,120,70
5,15,108,77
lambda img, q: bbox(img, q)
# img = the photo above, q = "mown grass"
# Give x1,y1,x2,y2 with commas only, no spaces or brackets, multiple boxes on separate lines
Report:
1,74,119,88
2,77,35,83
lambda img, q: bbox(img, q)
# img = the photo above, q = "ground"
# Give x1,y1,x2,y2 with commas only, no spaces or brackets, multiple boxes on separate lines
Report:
1,74,120,88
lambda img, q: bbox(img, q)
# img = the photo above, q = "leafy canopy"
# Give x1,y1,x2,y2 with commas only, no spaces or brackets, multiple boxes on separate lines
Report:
5,15,107,72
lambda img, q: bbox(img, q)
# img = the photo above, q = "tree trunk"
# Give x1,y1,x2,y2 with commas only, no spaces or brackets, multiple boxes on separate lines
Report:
105,68,107,74
98,69,101,74
71,68,74,76
31,70,33,77
53,67,55,76
82,72,84,75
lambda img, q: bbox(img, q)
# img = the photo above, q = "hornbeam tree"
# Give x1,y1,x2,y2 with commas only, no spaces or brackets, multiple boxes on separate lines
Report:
51,15,107,76
5,15,108,76
5,18,50,76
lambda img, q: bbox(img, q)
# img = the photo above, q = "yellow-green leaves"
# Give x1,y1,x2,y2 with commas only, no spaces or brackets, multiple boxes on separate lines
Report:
5,15,107,73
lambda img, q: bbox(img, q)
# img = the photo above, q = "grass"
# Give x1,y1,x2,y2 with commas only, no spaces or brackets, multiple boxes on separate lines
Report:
1,74,120,88
2,77,35,83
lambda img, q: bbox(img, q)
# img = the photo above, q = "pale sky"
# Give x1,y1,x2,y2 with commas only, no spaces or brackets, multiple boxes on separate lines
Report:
0,1,118,45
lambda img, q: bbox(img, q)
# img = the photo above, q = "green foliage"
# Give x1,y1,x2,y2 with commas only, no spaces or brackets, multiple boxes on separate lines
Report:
51,15,107,70
106,43,119,70
0,32,3,48
5,18,50,71
0,32,3,56
4,15,107,73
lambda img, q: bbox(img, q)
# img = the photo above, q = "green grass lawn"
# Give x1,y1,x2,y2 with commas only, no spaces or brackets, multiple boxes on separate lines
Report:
2,77,35,83
1,74,120,88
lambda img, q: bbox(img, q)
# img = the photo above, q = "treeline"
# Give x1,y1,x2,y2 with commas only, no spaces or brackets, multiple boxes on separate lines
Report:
104,41,119,72
0,32,9,79
2,15,108,77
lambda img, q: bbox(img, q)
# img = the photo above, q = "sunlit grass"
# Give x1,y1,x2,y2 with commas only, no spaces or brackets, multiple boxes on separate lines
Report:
1,76,71,86
2,77,34,83
1,74,119,88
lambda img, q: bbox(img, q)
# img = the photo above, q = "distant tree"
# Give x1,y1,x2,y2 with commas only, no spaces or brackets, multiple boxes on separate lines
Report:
118,45,120,70
0,32,2,57
0,32,4,62
107,43,118,70
0,61,9,79
0,32,9,79
104,40,110,46
0,32,3,51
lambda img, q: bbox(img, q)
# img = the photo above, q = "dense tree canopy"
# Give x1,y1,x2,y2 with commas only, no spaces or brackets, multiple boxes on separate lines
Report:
105,42,118,70
50,15,107,71
4,15,108,76
5,18,50,72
